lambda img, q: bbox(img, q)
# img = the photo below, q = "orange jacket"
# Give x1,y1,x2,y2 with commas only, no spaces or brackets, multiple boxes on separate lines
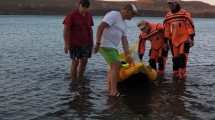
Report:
138,23,165,55
163,9,195,47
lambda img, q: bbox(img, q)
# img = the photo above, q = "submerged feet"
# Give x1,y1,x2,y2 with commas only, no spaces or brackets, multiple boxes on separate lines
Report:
173,73,187,81
108,80,120,97
69,74,85,81
109,91,121,97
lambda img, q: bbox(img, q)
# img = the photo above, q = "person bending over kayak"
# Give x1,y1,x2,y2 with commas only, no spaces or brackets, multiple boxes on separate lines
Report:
137,20,169,77
94,4,138,96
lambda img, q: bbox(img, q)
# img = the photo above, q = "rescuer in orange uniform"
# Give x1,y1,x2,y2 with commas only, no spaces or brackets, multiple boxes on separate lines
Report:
138,20,169,77
164,0,195,80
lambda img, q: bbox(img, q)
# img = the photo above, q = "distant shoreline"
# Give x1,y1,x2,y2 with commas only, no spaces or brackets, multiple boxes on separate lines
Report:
0,10,215,18
0,0,215,18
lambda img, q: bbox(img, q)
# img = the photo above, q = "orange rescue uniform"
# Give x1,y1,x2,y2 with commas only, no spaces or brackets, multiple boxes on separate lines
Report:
164,9,195,79
138,23,168,76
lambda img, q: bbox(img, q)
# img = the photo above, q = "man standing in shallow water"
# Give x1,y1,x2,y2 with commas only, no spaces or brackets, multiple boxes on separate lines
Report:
163,0,195,80
94,4,138,96
63,0,94,80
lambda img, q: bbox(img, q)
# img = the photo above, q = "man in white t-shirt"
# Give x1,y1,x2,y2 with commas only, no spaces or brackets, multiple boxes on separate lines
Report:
94,4,138,96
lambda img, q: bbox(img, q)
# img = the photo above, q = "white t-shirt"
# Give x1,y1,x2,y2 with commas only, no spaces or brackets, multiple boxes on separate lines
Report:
100,11,127,49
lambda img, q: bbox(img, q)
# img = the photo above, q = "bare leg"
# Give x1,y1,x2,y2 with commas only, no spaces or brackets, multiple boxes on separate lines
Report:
70,59,79,80
107,69,111,92
77,58,88,80
109,62,120,96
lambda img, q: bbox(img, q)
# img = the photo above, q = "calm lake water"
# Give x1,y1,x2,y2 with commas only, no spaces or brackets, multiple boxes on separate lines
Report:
0,15,215,120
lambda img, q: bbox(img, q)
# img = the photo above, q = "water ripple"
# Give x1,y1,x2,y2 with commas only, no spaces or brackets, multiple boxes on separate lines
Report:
0,15,215,120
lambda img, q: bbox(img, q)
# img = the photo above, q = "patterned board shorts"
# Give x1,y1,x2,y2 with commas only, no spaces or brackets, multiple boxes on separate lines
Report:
69,46,92,59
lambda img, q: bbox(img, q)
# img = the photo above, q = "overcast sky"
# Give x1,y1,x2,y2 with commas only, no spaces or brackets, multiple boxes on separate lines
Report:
183,0,215,5
102,0,215,5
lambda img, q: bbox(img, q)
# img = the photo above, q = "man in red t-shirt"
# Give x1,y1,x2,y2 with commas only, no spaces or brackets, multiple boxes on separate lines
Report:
63,0,93,80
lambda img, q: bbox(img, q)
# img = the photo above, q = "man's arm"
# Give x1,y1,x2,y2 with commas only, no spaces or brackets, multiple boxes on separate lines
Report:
121,36,134,64
94,22,109,53
89,15,94,46
63,25,71,54
185,12,195,47
121,36,130,55
89,27,93,46
138,35,146,61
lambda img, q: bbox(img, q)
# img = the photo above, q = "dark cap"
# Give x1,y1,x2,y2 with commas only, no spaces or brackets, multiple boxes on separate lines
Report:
79,0,90,8
167,0,180,3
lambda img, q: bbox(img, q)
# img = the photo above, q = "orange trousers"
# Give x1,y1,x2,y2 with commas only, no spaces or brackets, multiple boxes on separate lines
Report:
149,48,168,76
170,41,190,79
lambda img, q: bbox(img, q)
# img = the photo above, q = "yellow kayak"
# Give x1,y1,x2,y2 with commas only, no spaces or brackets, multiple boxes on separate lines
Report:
118,43,157,82
119,62,157,82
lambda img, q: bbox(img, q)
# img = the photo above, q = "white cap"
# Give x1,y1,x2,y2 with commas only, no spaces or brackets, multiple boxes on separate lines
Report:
123,3,139,15
130,4,138,15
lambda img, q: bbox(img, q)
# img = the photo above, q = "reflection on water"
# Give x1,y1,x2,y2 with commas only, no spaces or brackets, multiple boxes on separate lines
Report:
0,15,215,120
68,80,93,119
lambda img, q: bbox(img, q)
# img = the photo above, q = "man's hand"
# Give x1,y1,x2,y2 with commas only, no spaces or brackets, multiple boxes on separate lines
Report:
125,55,134,66
186,38,194,47
93,44,100,54
138,53,144,61
163,43,169,51
64,44,70,54
189,34,195,47
189,39,194,47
